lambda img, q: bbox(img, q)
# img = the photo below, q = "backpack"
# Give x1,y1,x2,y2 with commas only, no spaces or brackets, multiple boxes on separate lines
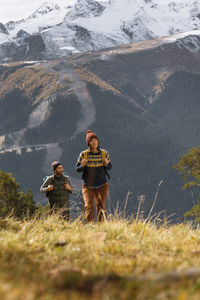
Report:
83,149,110,179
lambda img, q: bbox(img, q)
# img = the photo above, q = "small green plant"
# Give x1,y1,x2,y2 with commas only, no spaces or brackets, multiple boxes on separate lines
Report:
173,146,200,222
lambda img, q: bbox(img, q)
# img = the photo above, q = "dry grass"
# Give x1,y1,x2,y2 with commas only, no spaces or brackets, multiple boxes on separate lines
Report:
1,214,200,299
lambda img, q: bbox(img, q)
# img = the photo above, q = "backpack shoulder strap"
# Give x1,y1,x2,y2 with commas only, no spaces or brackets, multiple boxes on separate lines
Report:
83,149,89,160
63,174,69,183
101,149,110,180
43,175,54,184
101,149,106,161
48,175,54,185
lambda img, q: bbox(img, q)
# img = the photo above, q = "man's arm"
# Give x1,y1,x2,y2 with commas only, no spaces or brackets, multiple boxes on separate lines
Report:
64,176,73,194
40,177,53,193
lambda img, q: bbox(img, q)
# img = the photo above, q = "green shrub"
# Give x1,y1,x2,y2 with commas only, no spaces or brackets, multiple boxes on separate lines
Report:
0,170,37,218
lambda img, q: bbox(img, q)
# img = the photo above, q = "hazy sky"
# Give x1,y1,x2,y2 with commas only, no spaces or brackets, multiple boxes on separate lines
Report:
0,0,75,23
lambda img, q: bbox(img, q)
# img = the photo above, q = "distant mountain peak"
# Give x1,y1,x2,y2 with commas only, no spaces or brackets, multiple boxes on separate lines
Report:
121,16,156,42
0,23,8,35
66,0,106,20
30,1,61,19
5,19,24,31
15,29,29,40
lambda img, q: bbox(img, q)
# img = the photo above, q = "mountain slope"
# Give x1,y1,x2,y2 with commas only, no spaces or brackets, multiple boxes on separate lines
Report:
1,34,200,217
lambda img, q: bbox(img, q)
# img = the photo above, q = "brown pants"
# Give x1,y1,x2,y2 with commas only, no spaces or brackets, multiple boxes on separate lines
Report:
82,183,109,222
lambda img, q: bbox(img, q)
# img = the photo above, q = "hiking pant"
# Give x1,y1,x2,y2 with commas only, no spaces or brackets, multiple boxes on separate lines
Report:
82,182,109,222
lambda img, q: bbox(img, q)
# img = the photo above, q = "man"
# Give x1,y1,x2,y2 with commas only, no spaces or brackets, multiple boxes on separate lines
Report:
75,130,112,222
40,161,73,220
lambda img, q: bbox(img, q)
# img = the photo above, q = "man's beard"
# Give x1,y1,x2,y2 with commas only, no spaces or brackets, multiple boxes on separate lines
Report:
56,170,63,176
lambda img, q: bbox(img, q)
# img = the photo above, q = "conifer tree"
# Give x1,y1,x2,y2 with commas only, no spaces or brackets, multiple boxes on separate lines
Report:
173,147,200,222
0,171,37,218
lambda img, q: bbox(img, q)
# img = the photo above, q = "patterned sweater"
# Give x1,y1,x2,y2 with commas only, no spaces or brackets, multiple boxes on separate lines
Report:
75,149,112,188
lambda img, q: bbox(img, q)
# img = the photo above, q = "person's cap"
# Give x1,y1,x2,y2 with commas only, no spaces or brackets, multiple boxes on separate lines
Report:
86,130,99,145
52,161,62,171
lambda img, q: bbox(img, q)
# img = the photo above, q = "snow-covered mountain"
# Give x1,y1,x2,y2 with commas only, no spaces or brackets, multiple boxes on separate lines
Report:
1,0,200,61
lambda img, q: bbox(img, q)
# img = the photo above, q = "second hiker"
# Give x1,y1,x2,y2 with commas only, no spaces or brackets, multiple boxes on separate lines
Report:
75,130,112,222
40,161,73,220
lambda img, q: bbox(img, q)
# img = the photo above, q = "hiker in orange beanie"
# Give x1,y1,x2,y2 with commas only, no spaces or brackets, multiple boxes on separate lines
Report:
75,130,112,222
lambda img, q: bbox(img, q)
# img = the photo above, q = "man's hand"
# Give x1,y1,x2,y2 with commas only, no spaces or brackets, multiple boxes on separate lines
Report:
65,183,73,193
81,159,88,167
46,184,54,192
103,159,109,166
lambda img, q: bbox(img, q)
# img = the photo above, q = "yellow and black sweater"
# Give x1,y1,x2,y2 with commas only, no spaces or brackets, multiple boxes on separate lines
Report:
75,149,112,189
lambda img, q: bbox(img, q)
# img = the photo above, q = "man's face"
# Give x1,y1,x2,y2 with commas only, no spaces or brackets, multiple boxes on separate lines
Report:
89,138,99,148
55,165,63,176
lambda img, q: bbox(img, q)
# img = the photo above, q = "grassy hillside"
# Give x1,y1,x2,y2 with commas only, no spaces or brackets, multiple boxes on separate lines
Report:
1,215,200,299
